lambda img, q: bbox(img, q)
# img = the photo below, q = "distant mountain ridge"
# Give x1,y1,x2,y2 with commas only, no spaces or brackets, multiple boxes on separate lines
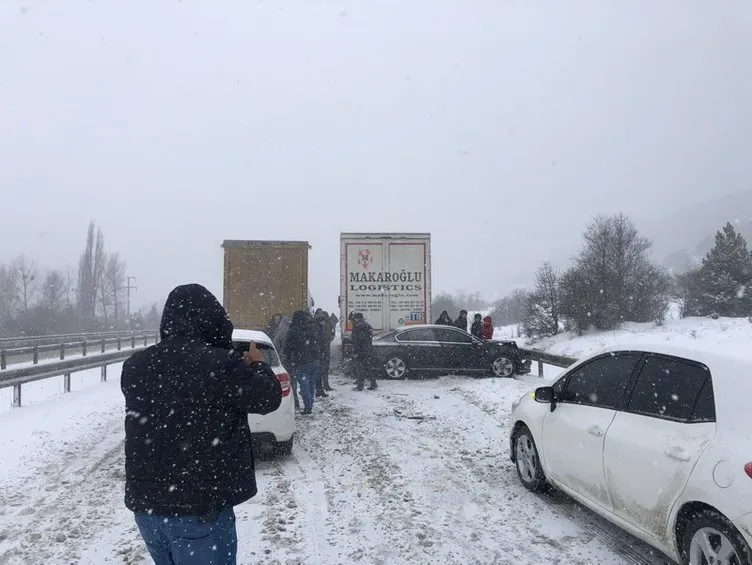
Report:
639,191,752,273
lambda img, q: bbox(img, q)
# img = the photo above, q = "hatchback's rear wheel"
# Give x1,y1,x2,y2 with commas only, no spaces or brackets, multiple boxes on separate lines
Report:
274,436,294,457
385,357,408,379
492,355,515,378
681,509,751,565
512,425,546,492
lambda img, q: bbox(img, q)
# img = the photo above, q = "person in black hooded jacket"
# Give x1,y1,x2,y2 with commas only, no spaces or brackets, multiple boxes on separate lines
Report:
121,284,282,565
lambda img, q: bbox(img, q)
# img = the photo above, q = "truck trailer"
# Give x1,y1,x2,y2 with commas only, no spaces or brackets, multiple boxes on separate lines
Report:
221,240,311,330
339,233,431,356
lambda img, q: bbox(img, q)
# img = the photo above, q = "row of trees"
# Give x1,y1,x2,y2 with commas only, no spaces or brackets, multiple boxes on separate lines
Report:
0,222,160,336
521,215,752,338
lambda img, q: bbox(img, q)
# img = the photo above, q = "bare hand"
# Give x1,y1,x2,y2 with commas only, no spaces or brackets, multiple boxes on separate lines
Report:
243,343,265,365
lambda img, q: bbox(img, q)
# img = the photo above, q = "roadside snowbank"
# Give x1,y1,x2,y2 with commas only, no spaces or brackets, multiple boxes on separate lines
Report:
525,315,752,361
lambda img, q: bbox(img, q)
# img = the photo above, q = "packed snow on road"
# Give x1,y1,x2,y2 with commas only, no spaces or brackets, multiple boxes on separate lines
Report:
0,361,678,565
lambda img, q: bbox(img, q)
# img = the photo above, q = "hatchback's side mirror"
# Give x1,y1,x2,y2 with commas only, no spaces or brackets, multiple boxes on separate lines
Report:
534,386,557,412
534,386,554,403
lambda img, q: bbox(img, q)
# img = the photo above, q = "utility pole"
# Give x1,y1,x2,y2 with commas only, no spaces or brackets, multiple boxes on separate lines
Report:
126,276,138,323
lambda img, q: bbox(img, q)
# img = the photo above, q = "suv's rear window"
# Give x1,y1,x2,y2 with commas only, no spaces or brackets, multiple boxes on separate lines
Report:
232,341,281,367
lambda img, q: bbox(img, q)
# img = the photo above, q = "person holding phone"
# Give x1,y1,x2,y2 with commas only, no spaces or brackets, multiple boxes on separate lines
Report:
121,284,282,565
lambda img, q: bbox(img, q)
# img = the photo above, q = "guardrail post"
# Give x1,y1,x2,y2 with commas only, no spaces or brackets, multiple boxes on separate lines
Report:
101,339,106,354
64,372,71,393
82,340,88,357
143,335,148,346
538,361,544,377
60,343,65,360
117,337,122,351
13,384,21,407
1,350,6,370
33,345,39,365
131,335,136,349
101,364,107,382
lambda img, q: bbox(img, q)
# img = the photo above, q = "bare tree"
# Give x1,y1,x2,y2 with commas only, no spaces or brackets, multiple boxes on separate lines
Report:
489,289,530,326
522,262,561,337
0,264,18,326
41,269,66,312
78,222,97,326
12,254,38,312
100,253,126,327
78,222,107,328
560,214,670,332
63,265,76,308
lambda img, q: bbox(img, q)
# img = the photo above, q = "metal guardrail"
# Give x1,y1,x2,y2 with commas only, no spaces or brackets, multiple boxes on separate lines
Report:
0,349,144,407
0,330,159,349
0,333,158,369
0,335,160,407
518,348,578,375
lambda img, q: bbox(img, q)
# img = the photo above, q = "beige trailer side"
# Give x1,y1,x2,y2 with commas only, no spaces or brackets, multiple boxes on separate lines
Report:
221,240,311,330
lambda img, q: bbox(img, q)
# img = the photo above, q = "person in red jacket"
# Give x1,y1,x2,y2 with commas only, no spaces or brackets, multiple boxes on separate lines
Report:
481,316,494,340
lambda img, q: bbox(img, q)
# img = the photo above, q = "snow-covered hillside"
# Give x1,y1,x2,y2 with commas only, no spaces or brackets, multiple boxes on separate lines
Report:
522,315,752,361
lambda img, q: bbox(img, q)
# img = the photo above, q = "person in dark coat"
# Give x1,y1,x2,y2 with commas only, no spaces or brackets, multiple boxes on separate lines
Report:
454,310,468,332
314,310,335,395
435,310,453,325
352,313,377,391
470,313,483,339
272,315,298,408
285,310,322,414
121,284,282,565
264,313,283,340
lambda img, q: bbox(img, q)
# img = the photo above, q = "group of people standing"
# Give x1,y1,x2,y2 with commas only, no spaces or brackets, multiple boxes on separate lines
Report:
435,309,494,340
264,309,337,415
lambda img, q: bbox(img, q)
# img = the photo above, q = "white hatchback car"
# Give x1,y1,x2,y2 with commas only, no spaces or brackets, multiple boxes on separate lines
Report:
232,329,295,456
509,345,752,565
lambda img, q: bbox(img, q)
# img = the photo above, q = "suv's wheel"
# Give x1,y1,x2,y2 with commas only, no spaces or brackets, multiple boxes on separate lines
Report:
385,357,408,379
274,436,294,457
681,509,751,565
492,355,515,378
512,425,546,492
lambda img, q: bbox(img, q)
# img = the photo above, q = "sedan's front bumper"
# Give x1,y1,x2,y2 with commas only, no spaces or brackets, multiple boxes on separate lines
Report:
517,358,532,375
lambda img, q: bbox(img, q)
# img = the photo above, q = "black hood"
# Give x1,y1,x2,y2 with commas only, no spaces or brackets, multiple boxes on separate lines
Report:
159,284,234,349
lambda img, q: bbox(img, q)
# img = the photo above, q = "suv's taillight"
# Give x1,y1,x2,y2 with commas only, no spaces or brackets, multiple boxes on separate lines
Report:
745,462,752,479
277,372,291,397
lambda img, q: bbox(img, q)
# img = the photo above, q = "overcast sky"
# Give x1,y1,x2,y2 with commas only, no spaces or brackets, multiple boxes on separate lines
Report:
2,1,751,314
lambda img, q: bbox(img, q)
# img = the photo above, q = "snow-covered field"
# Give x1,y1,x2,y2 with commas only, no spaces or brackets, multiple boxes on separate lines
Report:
522,315,752,362
0,367,673,565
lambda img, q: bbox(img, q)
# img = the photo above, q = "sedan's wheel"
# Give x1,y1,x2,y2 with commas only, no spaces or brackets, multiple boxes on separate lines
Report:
492,355,515,378
385,357,408,379
682,509,750,565
513,425,546,492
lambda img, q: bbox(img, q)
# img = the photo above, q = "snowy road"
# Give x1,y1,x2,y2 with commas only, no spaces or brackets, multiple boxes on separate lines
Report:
0,371,673,565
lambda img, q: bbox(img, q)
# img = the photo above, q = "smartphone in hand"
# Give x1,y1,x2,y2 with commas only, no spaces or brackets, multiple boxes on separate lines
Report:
242,342,265,366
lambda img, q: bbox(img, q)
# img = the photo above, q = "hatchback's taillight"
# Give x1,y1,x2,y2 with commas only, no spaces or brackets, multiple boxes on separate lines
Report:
745,462,752,479
277,372,291,397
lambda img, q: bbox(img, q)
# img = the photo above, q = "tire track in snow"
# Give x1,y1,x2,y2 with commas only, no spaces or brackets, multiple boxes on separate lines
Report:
0,414,131,565
446,383,673,565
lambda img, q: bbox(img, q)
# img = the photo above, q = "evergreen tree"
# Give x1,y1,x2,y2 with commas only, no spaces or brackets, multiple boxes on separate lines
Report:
522,262,561,337
691,222,752,316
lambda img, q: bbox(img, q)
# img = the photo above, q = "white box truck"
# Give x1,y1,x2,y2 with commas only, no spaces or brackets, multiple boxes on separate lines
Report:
339,233,431,356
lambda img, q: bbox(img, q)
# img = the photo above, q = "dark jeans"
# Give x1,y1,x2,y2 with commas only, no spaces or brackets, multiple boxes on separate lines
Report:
317,353,331,391
134,507,237,565
355,355,377,389
295,361,319,412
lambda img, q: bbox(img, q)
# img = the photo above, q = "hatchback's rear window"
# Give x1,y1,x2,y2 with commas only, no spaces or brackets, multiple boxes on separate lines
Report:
232,341,281,367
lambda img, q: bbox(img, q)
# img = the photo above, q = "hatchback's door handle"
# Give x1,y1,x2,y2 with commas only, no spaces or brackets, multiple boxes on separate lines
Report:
665,446,690,462
587,425,604,437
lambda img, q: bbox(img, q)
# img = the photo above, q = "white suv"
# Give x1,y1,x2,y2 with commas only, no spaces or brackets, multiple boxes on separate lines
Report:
232,329,295,456
509,344,752,565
